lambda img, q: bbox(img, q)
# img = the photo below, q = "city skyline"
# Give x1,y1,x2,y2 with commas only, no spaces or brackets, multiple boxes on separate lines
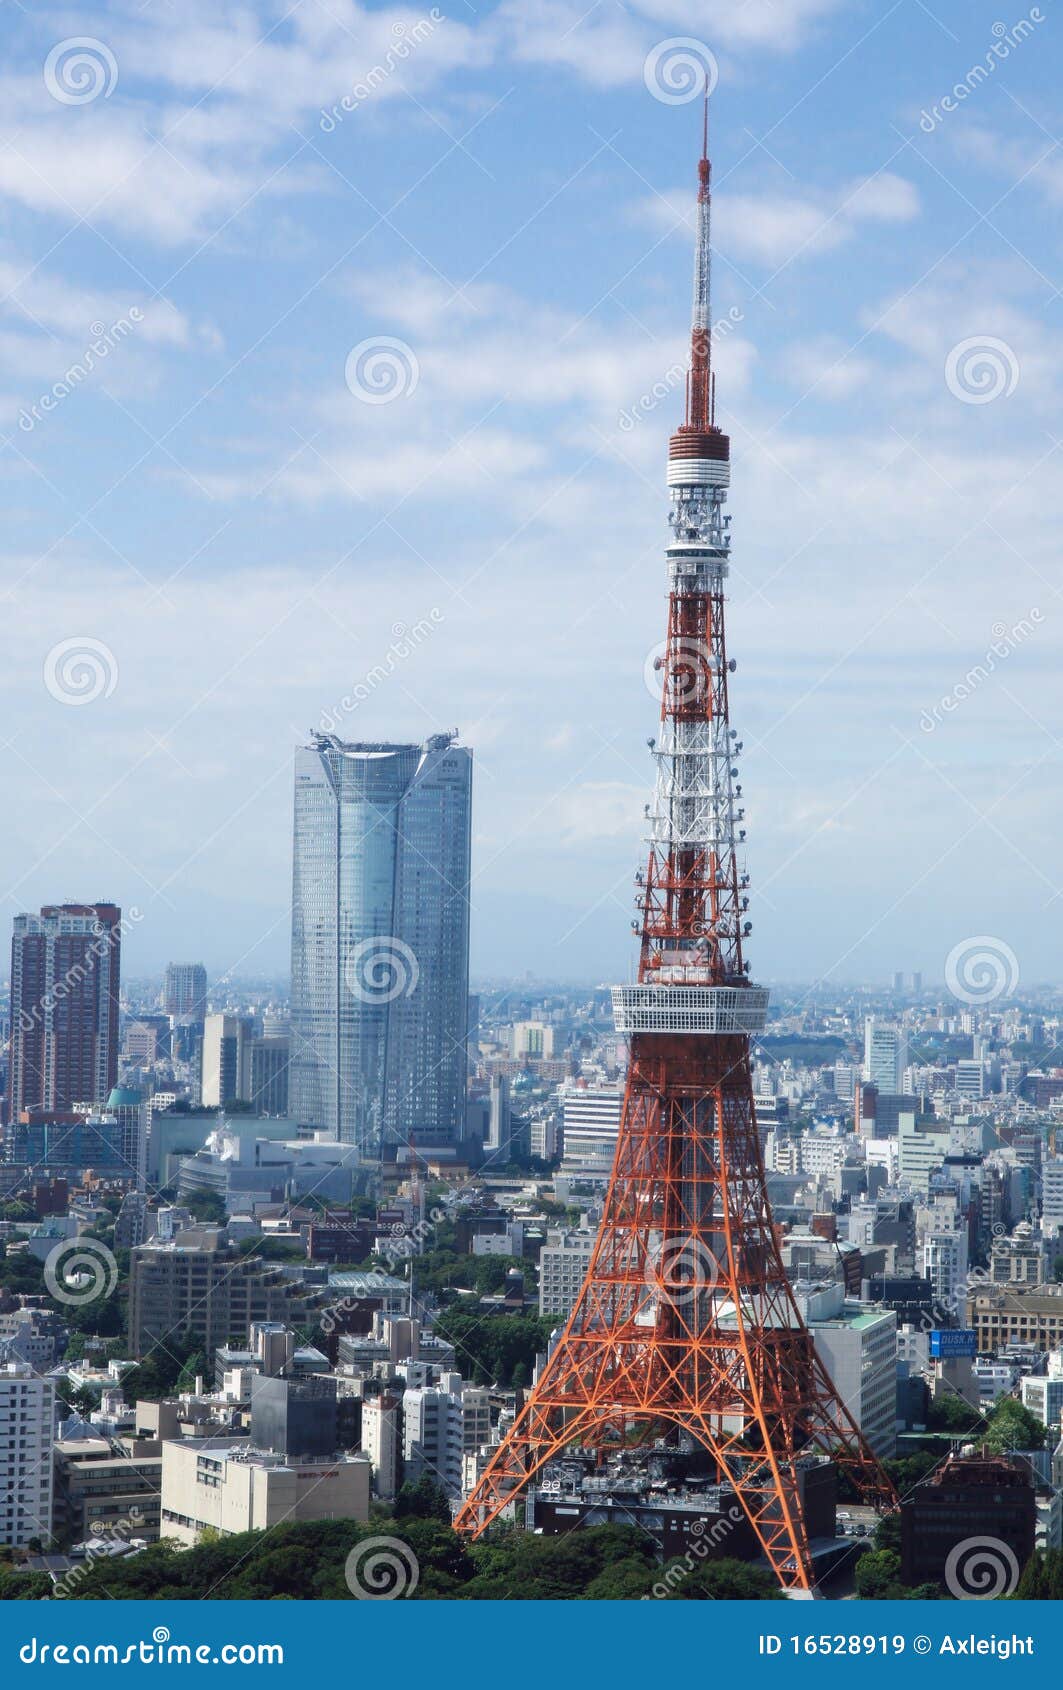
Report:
0,1,1058,987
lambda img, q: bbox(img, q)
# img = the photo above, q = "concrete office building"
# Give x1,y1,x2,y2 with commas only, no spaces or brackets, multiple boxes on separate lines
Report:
799,1285,898,1459
128,1242,322,1358
538,1230,596,1318
164,962,208,1019
201,1014,253,1108
401,1384,464,1495
159,1438,369,1546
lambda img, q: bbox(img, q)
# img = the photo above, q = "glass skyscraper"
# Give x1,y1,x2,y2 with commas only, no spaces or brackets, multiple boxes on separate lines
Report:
289,732,472,1157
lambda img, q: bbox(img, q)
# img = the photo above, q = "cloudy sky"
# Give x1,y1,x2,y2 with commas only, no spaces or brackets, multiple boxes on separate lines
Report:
0,0,1059,990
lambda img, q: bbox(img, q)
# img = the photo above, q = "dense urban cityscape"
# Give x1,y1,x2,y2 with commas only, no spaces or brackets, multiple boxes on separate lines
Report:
4,940,1063,1600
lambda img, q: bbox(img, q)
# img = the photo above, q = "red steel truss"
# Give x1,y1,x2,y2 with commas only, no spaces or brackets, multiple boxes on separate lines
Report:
454,93,896,1595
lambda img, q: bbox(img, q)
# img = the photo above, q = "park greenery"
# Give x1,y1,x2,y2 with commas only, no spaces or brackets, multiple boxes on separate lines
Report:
0,1512,783,1602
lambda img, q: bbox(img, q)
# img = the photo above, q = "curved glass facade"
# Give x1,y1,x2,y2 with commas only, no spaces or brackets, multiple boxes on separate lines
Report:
290,734,472,1158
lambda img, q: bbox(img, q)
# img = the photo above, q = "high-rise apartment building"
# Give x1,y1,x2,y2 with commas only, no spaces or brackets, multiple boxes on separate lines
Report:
7,904,121,1125
0,1363,55,1548
164,962,207,1019
290,732,472,1155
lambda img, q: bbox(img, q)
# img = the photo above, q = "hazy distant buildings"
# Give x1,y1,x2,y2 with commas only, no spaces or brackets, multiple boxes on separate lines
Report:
7,903,121,1124
289,732,472,1156
164,961,207,1019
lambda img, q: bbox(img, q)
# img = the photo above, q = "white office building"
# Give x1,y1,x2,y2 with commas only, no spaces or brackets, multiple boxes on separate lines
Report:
1022,1354,1063,1433
923,1227,969,1310
955,1059,985,1101
799,1286,898,1459
1043,1158,1063,1239
160,1438,369,1545
559,1084,623,1177
0,1364,55,1548
402,1385,465,1495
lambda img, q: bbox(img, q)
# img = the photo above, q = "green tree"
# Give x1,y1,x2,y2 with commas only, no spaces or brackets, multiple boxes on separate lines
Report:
985,1398,1046,1453
854,1548,906,1599
1013,1549,1063,1599
925,1392,981,1433
394,1475,452,1523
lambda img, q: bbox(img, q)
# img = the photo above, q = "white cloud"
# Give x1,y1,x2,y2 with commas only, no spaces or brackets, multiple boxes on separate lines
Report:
636,171,920,269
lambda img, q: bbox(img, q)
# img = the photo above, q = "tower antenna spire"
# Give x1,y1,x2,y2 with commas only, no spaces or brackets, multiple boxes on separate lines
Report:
688,75,713,430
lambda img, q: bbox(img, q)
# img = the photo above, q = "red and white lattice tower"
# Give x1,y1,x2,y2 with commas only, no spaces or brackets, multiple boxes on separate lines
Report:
455,96,896,1596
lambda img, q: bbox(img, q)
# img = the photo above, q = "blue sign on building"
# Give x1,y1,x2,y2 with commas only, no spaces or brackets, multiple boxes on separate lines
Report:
929,1328,977,1358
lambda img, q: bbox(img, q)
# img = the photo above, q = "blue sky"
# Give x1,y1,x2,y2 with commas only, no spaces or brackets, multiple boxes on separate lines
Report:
0,0,1060,989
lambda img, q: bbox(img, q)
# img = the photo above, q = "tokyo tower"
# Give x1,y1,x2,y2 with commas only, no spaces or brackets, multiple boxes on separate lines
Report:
455,95,896,1595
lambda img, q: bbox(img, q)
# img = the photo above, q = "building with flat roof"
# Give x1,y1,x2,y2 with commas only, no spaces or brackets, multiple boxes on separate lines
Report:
798,1285,898,1459
538,1230,596,1318
128,1242,323,1358
159,1437,369,1546
52,1437,161,1545
900,1453,1036,1588
0,1364,54,1548
968,1286,1063,1353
